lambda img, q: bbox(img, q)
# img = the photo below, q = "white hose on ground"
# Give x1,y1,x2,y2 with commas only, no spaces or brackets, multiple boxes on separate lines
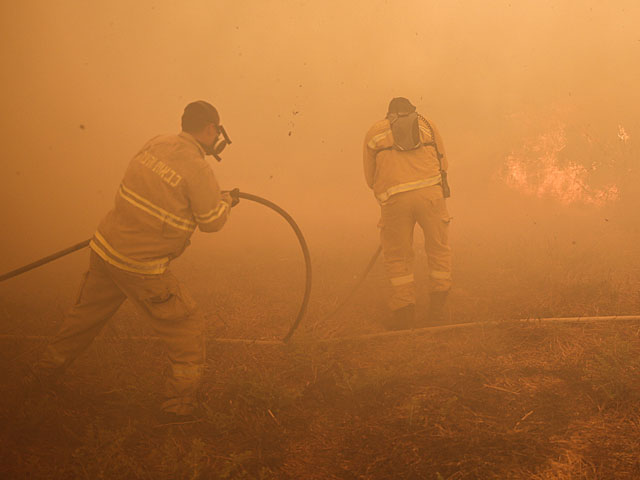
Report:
1,314,639,345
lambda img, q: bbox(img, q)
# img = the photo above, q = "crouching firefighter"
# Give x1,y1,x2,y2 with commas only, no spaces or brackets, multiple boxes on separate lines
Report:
30,100,239,419
363,97,452,330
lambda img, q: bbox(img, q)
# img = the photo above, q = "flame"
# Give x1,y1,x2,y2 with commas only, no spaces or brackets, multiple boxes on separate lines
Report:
502,123,619,206
618,124,629,143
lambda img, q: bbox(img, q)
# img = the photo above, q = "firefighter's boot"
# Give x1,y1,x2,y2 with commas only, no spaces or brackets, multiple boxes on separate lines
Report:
428,291,449,325
386,303,415,331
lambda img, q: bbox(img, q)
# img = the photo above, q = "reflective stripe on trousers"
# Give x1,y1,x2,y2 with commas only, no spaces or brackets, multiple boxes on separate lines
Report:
379,186,452,310
390,273,415,286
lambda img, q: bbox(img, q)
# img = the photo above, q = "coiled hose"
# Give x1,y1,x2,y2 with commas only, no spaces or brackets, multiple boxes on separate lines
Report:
0,191,312,343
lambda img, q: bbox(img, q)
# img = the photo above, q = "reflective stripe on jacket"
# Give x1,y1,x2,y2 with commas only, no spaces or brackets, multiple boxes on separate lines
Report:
91,132,231,274
363,116,448,203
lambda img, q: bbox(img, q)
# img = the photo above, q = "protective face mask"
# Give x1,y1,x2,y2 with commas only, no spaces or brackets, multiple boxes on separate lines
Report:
202,125,232,161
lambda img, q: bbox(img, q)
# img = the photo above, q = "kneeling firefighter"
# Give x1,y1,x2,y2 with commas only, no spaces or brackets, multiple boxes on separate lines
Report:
31,100,239,418
363,97,452,329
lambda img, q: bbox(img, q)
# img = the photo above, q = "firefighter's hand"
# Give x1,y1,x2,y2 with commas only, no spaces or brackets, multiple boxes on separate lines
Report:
221,192,233,207
229,188,240,207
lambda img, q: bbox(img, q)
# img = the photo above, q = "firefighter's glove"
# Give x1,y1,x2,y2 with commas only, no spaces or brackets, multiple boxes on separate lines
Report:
229,188,240,208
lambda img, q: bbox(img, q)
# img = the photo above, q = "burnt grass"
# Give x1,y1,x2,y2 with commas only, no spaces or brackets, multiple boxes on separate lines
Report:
2,221,640,479
2,319,640,479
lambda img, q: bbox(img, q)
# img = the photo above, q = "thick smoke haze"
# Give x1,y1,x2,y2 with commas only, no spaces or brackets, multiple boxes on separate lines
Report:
3,4,640,475
1,0,638,302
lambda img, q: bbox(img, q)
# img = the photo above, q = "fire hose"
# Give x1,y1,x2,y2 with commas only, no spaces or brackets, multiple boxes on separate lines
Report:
6,217,639,345
321,245,381,320
0,191,312,343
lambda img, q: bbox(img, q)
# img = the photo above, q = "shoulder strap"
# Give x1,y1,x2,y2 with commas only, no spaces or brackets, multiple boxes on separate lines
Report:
417,113,443,169
418,113,450,198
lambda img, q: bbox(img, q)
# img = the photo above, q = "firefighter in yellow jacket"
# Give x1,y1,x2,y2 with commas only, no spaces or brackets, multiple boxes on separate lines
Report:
364,97,452,329
33,101,237,418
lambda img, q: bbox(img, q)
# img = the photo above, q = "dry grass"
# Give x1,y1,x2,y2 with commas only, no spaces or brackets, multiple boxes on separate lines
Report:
2,205,640,478
1,319,640,479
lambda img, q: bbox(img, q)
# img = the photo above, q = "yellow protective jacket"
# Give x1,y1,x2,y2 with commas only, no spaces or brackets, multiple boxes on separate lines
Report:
90,132,231,275
363,115,448,203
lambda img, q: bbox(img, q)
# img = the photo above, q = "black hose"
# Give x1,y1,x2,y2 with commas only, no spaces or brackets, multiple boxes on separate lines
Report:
0,192,312,343
0,239,91,283
236,192,312,343
321,245,381,321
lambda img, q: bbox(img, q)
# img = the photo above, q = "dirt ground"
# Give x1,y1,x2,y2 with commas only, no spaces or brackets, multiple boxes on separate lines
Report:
2,196,640,479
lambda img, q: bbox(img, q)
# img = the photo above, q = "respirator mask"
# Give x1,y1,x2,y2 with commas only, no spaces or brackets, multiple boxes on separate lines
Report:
201,125,232,162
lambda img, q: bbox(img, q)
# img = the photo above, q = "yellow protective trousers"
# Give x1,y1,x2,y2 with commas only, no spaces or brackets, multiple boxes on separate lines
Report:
379,186,452,311
38,251,205,415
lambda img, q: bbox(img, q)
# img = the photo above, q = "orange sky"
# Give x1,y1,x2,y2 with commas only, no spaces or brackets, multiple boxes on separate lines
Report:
1,0,638,270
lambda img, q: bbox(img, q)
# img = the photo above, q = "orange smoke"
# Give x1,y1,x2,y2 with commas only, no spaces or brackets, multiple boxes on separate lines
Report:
502,122,620,206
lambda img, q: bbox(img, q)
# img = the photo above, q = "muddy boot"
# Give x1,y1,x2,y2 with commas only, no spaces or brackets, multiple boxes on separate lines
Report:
427,291,449,325
385,304,415,331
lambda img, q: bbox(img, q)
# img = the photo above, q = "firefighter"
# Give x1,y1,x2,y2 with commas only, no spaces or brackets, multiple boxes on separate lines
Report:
30,100,238,419
363,97,452,329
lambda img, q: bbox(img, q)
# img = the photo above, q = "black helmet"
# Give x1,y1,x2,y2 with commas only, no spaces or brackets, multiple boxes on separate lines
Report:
387,97,416,115
181,100,220,132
